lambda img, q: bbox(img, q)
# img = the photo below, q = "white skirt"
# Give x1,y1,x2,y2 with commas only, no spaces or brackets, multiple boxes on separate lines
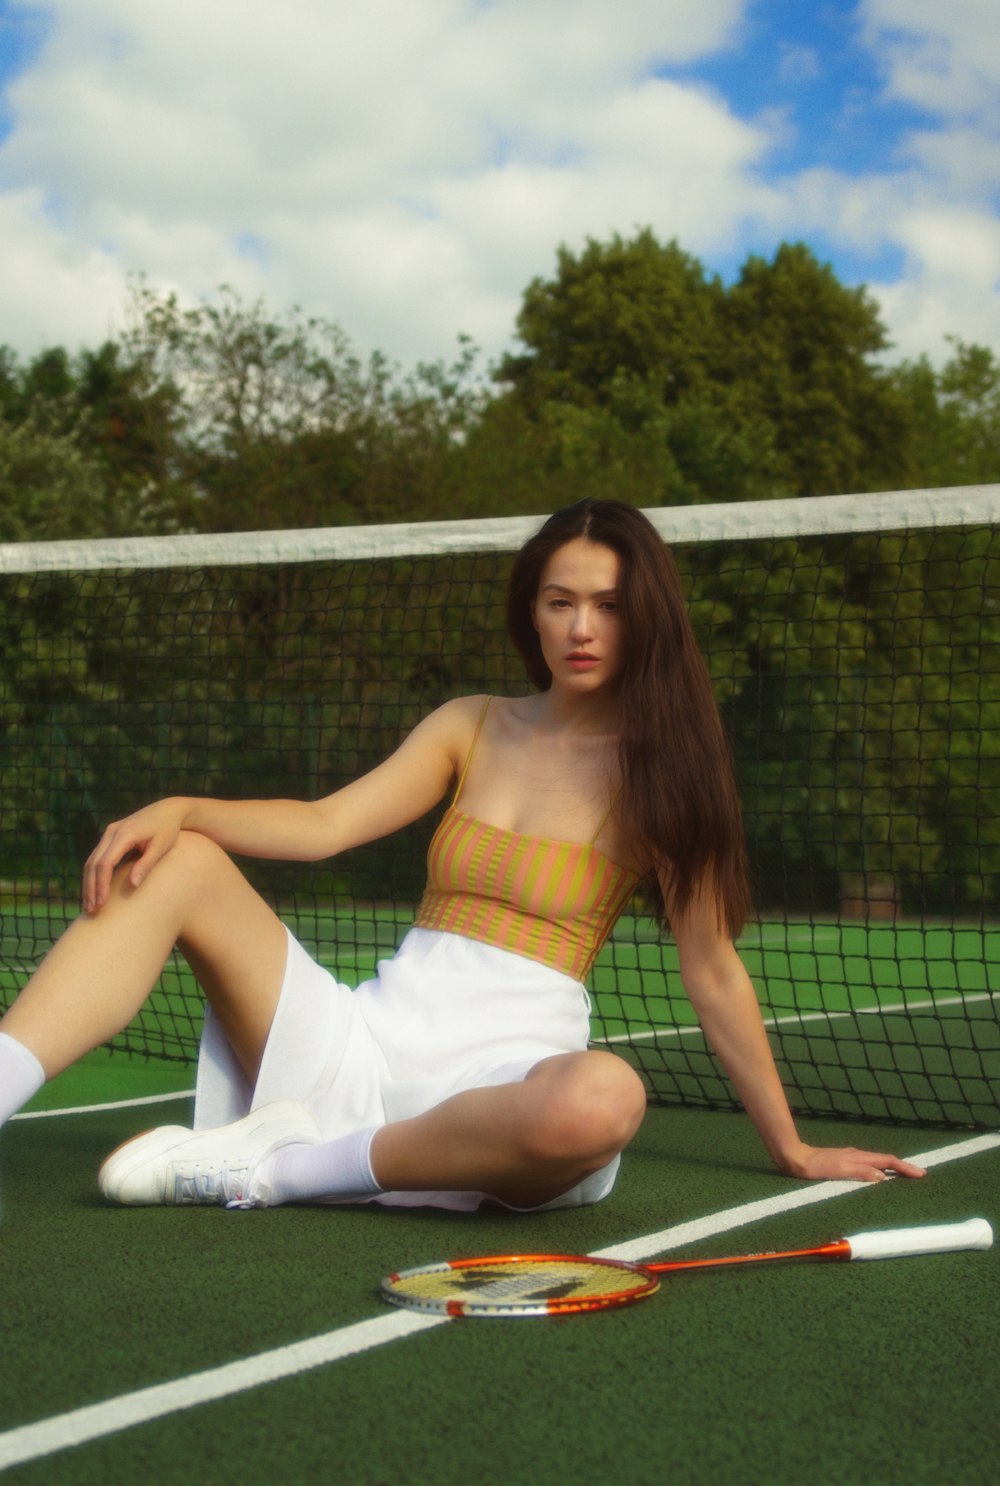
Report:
194,925,621,1211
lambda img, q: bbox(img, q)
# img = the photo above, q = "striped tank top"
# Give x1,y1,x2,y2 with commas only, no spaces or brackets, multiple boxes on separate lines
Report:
413,699,640,981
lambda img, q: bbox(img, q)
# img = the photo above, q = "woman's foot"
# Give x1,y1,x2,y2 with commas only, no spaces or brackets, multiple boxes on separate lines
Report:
98,1101,322,1208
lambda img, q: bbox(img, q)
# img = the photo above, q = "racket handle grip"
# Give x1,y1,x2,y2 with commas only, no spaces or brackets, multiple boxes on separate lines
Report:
844,1218,994,1262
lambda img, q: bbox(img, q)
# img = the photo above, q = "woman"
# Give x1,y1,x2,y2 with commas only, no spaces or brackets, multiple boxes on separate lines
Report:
0,500,924,1209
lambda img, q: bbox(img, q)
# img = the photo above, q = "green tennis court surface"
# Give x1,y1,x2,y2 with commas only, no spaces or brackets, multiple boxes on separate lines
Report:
4,901,998,1479
3,1067,998,1485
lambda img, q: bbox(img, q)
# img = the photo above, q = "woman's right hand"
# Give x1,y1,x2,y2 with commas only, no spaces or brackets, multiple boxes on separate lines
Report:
83,797,192,914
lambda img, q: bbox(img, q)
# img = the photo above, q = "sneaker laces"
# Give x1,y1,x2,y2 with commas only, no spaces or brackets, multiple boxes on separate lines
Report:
224,1189,264,1211
173,1160,264,1209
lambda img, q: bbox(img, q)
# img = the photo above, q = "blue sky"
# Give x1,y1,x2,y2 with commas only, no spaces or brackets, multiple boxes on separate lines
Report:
0,0,996,370
676,2,921,278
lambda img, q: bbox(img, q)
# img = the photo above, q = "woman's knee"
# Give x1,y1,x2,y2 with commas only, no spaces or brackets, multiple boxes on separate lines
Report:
522,1053,647,1166
99,831,252,954
166,829,232,875
108,829,232,906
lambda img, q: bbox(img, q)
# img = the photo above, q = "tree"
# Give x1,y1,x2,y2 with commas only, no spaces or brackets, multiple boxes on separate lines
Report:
890,341,1000,490
937,342,1000,480
0,416,108,543
72,340,188,530
491,230,768,508
0,337,187,537
498,230,725,409
720,243,916,496
492,232,918,505
114,283,489,532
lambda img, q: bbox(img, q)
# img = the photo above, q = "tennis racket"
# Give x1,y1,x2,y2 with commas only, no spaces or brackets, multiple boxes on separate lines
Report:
381,1218,993,1317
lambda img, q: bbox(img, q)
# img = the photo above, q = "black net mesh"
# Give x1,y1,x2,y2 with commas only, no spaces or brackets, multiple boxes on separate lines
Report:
2,509,998,1126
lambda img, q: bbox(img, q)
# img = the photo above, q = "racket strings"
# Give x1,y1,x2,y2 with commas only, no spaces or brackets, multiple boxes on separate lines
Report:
383,1257,658,1314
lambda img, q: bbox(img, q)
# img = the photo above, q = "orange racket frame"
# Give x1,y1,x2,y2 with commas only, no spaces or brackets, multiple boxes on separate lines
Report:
381,1220,992,1317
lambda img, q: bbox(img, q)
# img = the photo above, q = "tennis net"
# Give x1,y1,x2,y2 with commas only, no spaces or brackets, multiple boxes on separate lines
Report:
2,486,998,1127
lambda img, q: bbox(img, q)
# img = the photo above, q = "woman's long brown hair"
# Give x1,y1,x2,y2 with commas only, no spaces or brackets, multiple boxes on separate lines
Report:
507,499,750,937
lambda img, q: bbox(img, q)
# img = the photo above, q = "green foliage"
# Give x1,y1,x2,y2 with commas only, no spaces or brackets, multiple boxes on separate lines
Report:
110,282,490,532
0,552,515,900
720,243,915,495
696,527,1000,911
494,233,921,504
889,341,1000,489
0,417,107,542
490,231,774,507
498,231,725,407
0,335,186,537
2,234,997,538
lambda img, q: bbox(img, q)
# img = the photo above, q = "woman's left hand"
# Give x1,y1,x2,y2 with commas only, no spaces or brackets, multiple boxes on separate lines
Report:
781,1144,926,1183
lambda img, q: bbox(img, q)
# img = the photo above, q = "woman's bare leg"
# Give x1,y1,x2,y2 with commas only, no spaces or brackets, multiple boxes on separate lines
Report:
88,1003,645,1209
0,831,288,1085
364,1050,647,1205
96,1048,647,1210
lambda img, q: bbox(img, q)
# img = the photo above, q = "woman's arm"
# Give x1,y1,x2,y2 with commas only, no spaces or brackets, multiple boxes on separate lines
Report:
82,696,480,914
668,880,925,1183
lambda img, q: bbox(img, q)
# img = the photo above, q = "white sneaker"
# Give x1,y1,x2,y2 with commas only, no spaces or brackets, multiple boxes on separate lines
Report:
98,1101,322,1209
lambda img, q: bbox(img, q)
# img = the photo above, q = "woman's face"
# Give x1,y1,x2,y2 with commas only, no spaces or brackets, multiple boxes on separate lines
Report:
531,537,625,692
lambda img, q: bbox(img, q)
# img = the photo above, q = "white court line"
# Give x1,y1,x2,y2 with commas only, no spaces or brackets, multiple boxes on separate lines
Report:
598,991,998,1045
1,1129,997,1474
12,1090,195,1121
0,1311,443,1475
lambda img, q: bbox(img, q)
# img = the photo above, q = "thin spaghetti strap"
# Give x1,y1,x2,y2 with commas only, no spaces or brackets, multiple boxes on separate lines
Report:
452,696,492,805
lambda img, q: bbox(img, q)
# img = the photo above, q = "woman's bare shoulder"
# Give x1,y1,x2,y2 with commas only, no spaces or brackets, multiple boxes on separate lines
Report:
422,693,541,774
412,694,495,753
428,693,534,727
424,693,493,727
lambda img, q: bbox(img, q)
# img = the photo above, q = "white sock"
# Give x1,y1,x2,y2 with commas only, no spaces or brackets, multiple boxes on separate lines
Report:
0,1032,46,1126
261,1126,384,1205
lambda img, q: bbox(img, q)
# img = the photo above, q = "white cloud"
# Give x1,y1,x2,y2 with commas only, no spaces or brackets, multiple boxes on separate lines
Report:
0,0,768,362
846,1,1000,357
0,0,995,375
901,207,1000,285
857,0,1000,202
428,77,773,262
0,186,127,350
748,164,1000,361
858,0,1000,122
872,274,1000,366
